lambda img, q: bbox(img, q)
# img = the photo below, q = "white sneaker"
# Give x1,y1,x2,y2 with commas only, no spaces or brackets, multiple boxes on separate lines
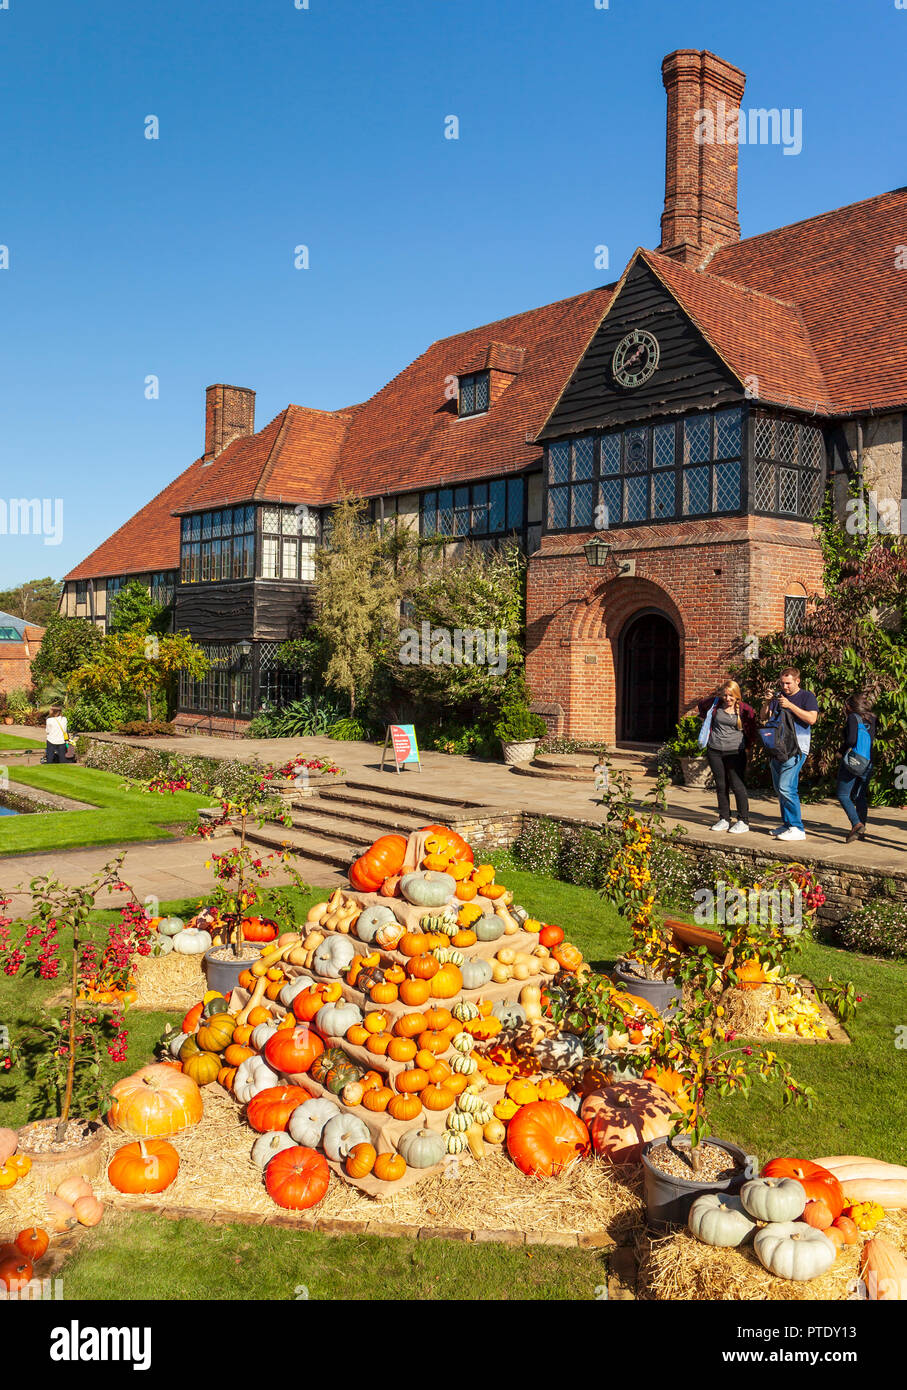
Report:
769,825,787,837
729,821,750,834
776,827,806,841
710,819,730,833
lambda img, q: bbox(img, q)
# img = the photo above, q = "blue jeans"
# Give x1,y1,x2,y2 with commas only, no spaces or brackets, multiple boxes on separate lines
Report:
837,761,870,828
770,752,807,830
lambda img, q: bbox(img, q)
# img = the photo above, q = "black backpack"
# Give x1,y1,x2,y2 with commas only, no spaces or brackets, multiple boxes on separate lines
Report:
760,707,800,763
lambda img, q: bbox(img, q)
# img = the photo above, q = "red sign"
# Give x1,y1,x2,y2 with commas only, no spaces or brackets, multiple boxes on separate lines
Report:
390,725,412,761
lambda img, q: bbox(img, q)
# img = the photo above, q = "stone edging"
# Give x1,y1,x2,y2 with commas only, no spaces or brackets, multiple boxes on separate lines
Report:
104,1195,620,1252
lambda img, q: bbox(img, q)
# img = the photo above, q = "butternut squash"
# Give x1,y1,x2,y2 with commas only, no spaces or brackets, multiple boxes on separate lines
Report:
860,1236,907,1300
813,1156,907,1208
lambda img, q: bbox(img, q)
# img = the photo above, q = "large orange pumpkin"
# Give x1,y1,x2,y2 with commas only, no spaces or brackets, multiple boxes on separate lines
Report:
264,1026,325,1077
349,835,408,893
761,1158,845,1220
247,1085,313,1133
506,1101,590,1177
107,1064,204,1137
580,1080,676,1164
108,1138,180,1194
265,1146,330,1209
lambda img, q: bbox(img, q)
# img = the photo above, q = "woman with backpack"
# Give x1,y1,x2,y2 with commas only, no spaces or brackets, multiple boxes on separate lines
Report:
697,679,758,834
836,693,876,843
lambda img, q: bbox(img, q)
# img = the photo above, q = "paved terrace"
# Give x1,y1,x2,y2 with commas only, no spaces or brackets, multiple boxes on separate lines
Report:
2,726,906,906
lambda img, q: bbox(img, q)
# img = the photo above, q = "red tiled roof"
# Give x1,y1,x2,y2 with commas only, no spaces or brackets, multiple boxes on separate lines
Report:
640,249,833,413
328,287,614,499
709,187,907,412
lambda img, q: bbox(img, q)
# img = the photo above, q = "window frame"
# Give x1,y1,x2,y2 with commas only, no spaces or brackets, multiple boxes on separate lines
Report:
180,505,256,585
419,475,526,542
458,371,491,418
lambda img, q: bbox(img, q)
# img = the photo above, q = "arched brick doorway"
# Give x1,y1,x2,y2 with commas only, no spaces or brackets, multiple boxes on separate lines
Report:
618,609,680,743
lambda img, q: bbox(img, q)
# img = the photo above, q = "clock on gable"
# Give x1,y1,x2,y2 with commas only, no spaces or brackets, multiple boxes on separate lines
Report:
612,329,660,389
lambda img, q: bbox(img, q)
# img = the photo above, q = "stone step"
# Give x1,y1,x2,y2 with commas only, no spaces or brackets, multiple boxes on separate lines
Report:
318,780,488,820
243,821,361,870
299,797,430,837
285,806,426,848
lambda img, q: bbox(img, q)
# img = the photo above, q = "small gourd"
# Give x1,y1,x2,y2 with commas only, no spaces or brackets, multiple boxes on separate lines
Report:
740,1177,807,1224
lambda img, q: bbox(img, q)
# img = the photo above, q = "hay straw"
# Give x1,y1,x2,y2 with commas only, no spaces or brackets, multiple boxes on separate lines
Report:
131,953,206,1012
637,1209,907,1302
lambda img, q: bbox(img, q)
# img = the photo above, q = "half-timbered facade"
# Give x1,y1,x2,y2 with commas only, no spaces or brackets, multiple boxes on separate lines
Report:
62,48,907,740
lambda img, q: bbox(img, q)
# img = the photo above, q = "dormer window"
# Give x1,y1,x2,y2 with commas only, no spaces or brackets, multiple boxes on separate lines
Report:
459,371,490,417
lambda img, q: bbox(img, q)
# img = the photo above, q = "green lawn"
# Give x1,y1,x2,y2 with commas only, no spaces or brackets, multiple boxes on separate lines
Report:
59,1213,607,1301
0,732,42,749
0,764,211,854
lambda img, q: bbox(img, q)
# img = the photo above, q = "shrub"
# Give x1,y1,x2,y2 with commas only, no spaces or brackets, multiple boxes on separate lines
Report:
67,693,147,732
665,713,704,759
426,721,498,758
833,899,907,960
326,717,368,741
557,826,610,890
248,695,346,738
648,842,698,910
5,687,31,716
493,703,547,744
511,818,565,877
116,720,176,737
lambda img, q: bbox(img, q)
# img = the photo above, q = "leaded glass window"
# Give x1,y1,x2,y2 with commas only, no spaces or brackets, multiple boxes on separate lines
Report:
459,371,490,417
180,505,255,583
752,412,825,520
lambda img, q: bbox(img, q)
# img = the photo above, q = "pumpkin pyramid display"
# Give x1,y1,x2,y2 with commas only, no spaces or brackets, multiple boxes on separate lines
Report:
225,824,600,1195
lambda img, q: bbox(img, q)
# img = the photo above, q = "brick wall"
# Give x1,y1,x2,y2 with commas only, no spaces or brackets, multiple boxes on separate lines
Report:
526,516,824,742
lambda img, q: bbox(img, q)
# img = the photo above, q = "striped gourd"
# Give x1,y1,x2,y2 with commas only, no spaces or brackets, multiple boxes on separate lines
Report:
450,1052,478,1075
445,1131,468,1154
447,1110,473,1132
432,947,465,967
473,1104,495,1127
451,1033,475,1055
456,1091,483,1114
452,1001,480,1022
421,912,457,936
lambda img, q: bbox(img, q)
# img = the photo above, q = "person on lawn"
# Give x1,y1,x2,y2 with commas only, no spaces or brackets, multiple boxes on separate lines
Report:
44,706,68,765
762,667,819,842
836,693,876,843
697,679,758,834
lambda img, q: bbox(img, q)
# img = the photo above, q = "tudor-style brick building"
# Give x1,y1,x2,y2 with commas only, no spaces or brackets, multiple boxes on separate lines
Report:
62,49,907,741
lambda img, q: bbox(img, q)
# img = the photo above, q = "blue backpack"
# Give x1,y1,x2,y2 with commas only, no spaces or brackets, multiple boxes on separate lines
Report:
843,718,872,777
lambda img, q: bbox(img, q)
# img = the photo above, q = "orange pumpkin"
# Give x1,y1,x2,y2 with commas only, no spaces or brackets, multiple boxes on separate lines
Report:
388,1093,422,1121
421,1082,456,1111
232,1024,254,1045
407,953,440,980
580,1081,675,1164
428,1061,452,1083
424,1007,453,1031
414,1048,437,1070
364,1010,390,1034
448,860,474,881
399,932,432,958
107,1064,204,1137
551,942,584,973
349,834,408,894
238,969,256,991
387,1037,417,1063
394,1010,427,1038
347,1024,370,1047
506,1101,591,1176
265,981,285,1001
365,1031,393,1056
399,978,431,1007
383,965,406,985
481,883,507,900
452,929,477,948
182,1002,204,1034
464,1015,502,1040
359,1071,383,1094
217,1066,237,1090
734,958,767,990
223,1044,255,1067
370,982,399,1005
418,1030,450,1055
373,1152,406,1182
429,964,462,998
395,1067,430,1094
346,1143,377,1179
362,1086,393,1112
455,881,478,902
444,1073,468,1096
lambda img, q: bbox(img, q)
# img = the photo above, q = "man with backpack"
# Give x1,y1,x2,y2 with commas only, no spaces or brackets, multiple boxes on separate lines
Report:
836,694,876,843
760,667,819,842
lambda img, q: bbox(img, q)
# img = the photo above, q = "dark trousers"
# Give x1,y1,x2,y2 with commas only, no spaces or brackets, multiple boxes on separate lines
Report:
836,760,870,828
45,742,66,763
706,747,749,822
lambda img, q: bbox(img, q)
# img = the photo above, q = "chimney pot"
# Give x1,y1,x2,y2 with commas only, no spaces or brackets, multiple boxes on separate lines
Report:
659,49,746,267
204,384,256,462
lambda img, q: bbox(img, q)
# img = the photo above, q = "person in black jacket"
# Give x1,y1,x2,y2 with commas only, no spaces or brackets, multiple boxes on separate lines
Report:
836,693,877,843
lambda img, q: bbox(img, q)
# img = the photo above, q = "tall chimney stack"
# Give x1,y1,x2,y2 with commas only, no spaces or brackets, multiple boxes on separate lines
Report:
659,49,746,268
203,384,256,462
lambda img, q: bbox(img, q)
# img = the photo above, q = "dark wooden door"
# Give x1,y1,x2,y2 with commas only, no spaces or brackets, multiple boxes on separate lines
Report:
620,612,679,743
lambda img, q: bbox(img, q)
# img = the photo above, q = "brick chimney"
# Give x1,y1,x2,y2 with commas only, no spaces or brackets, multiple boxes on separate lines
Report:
659,49,746,267
203,384,256,462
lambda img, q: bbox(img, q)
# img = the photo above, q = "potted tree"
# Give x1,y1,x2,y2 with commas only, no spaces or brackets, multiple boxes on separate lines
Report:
601,765,686,1016
494,686,548,765
665,713,713,788
637,941,815,1231
200,768,310,994
0,858,150,1190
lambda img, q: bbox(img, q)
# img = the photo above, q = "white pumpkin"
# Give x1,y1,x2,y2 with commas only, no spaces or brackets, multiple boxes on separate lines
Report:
151,935,174,957
321,1113,371,1162
754,1221,836,1281
157,916,185,937
279,977,311,1009
172,928,212,955
233,1055,279,1105
688,1192,756,1248
315,1000,362,1038
288,1097,340,1148
251,1130,296,1170
312,935,357,979
169,1031,188,1059
250,1020,280,1052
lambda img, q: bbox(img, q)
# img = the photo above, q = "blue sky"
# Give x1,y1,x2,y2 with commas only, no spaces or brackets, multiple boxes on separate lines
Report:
1,0,905,587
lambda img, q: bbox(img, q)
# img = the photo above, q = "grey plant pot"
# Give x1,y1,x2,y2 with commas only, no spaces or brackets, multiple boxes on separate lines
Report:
203,946,262,996
641,1135,749,1232
501,738,539,765
611,963,682,1019
678,755,714,789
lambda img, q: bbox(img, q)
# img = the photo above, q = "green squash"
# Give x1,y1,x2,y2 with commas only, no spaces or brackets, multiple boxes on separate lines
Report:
399,871,456,908
324,1060,363,1095
310,1047,350,1087
460,957,493,990
398,1127,446,1169
688,1193,756,1248
474,914,506,942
